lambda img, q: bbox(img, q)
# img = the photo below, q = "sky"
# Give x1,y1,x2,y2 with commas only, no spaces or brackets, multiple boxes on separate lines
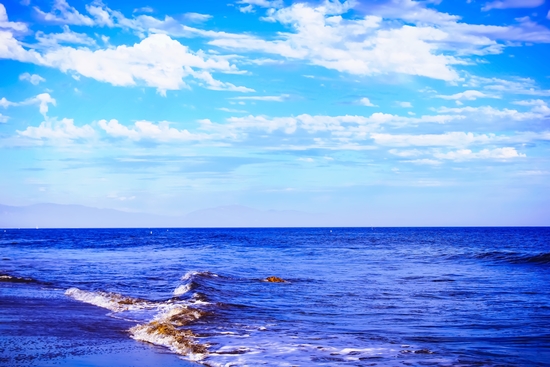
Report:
0,0,549,226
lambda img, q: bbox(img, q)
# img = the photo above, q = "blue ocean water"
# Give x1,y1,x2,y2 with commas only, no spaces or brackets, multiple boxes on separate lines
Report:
1,227,549,366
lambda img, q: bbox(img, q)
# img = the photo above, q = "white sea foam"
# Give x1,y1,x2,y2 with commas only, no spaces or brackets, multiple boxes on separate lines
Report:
174,283,192,296
64,288,155,312
130,321,206,360
181,270,218,281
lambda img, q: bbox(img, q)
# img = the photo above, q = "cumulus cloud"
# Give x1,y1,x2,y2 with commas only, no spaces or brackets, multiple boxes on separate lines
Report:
0,5,252,95
18,117,95,140
0,113,8,123
209,2,462,81
482,0,544,11
98,119,211,142
398,102,413,108
4,32,251,95
19,73,46,85
359,97,377,107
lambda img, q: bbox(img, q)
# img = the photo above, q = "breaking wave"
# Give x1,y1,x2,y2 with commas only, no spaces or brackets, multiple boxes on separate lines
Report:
64,271,219,362
65,288,157,312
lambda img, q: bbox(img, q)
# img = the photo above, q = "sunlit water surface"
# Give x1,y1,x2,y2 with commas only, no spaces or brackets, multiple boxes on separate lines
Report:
1,228,549,366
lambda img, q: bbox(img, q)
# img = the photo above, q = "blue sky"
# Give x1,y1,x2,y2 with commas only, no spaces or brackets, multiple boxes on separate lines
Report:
1,0,549,225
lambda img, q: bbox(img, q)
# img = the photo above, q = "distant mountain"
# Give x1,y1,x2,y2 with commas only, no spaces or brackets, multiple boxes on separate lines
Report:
0,203,328,228
0,203,172,228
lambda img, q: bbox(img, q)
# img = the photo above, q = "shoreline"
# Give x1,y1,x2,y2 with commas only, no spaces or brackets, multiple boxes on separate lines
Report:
0,283,198,367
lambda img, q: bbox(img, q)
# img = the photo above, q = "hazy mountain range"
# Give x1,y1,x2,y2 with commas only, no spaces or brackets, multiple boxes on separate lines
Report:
0,203,331,228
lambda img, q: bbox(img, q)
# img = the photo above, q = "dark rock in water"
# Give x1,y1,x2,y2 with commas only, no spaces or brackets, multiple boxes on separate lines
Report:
0,273,37,283
265,276,286,283
414,349,434,354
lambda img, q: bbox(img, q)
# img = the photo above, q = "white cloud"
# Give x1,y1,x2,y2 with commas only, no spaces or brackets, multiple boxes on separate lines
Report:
7,33,252,95
359,97,377,107
389,149,423,157
34,0,94,26
229,94,289,102
512,99,550,111
218,107,248,113
133,7,154,14
17,117,95,140
190,70,254,93
482,0,544,11
98,119,211,142
0,4,28,31
238,5,255,13
222,112,464,138
398,102,413,108
237,0,284,13
19,72,46,85
35,25,96,48
436,90,499,101
438,101,550,120
548,10,550,20
356,0,550,54
0,30,44,63
434,147,525,160
209,2,462,81
404,158,441,165
0,113,8,123
467,75,550,96
0,93,56,116
0,97,15,108
23,2,230,95
371,132,500,147
182,13,212,23
31,93,57,115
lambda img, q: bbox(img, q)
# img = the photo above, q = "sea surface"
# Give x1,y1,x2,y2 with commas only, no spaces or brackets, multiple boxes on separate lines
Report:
1,227,549,366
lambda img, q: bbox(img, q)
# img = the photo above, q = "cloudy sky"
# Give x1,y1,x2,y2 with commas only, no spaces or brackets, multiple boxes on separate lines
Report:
1,0,549,225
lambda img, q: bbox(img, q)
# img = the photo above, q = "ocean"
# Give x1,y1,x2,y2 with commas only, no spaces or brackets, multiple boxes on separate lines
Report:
1,227,549,366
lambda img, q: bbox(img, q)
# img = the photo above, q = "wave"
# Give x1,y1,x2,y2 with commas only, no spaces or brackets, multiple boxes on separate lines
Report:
65,275,212,362
181,270,219,281
130,305,208,359
475,251,550,265
65,288,157,312
174,270,220,297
